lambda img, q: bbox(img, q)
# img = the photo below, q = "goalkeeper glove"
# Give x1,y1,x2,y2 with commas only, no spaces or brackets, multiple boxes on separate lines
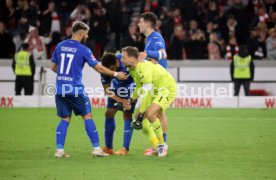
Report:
131,113,144,130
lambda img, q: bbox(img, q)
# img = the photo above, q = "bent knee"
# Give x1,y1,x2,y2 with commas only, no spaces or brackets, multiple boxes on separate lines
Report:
105,109,116,118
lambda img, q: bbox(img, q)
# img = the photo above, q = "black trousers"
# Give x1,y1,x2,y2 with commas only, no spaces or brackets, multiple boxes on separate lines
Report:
15,76,34,95
234,79,251,96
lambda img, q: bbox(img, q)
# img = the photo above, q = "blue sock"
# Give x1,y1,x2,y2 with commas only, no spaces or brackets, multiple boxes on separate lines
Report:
56,120,69,149
123,119,133,151
105,117,115,149
85,119,100,148
163,133,167,142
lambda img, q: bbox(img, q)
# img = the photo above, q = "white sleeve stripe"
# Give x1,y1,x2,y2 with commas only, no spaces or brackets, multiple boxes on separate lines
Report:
158,51,162,60
142,83,153,91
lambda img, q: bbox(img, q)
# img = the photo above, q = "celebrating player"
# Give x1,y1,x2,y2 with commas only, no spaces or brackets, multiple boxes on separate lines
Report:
138,12,169,155
51,21,127,158
100,52,136,155
121,46,176,157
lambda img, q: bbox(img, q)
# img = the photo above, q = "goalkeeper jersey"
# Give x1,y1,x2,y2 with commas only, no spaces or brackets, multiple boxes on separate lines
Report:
129,60,175,101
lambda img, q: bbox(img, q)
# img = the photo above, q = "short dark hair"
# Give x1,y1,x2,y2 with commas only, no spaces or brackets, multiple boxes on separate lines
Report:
101,52,117,68
72,21,89,33
122,46,139,59
22,43,29,50
140,12,158,28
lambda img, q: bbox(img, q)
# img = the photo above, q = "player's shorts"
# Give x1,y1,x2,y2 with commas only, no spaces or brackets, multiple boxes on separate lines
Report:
107,80,135,112
153,81,176,111
55,93,91,117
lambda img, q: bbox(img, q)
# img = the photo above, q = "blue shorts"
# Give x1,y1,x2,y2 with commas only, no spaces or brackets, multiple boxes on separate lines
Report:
55,94,91,117
107,80,135,111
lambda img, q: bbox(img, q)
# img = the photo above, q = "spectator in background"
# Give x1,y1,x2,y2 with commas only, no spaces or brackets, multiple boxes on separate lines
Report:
1,0,17,34
172,7,183,26
89,4,108,59
187,19,198,40
25,26,50,60
13,14,29,51
186,29,208,59
267,11,276,29
247,27,266,59
70,5,87,22
226,35,239,60
0,21,15,59
12,43,35,95
221,15,242,44
47,31,61,58
205,21,218,42
40,1,61,36
266,28,276,60
206,1,220,25
208,32,222,60
121,22,144,51
159,6,174,43
230,45,254,96
169,25,186,60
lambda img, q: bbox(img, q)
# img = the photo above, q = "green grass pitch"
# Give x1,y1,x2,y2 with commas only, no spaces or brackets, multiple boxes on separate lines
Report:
0,108,276,180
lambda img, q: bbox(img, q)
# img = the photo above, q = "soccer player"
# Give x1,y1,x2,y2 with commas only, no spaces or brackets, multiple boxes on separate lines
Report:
138,12,169,155
51,21,127,158
100,52,135,155
121,46,177,157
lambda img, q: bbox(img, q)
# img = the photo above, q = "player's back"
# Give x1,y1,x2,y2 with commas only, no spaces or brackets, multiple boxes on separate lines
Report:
51,39,98,95
145,31,167,68
131,60,175,88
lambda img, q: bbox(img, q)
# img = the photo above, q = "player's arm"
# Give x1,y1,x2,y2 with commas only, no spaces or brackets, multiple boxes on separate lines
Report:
51,62,57,73
94,64,127,80
51,45,58,73
103,83,125,103
140,38,167,61
135,69,153,114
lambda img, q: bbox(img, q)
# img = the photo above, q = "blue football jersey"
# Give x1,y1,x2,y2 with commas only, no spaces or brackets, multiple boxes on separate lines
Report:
51,39,98,95
145,31,167,68
101,54,133,88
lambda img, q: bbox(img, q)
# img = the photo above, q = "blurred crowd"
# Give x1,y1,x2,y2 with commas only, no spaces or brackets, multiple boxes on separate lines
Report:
0,0,276,61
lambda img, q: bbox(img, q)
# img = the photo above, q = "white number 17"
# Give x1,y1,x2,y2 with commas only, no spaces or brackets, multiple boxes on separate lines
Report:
60,53,74,74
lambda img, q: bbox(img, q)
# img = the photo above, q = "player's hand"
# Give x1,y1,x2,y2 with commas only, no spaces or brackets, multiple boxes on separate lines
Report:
121,99,131,111
116,72,127,80
139,52,147,60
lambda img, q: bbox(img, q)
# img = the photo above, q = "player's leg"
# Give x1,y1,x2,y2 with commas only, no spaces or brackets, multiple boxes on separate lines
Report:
158,111,167,142
71,94,109,157
55,95,72,158
146,103,168,157
102,107,117,154
115,111,133,155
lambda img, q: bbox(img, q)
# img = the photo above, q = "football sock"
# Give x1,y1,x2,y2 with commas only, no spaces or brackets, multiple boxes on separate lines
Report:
163,133,167,142
152,118,164,144
142,118,158,148
56,120,69,149
123,119,133,151
84,119,100,148
104,117,115,149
